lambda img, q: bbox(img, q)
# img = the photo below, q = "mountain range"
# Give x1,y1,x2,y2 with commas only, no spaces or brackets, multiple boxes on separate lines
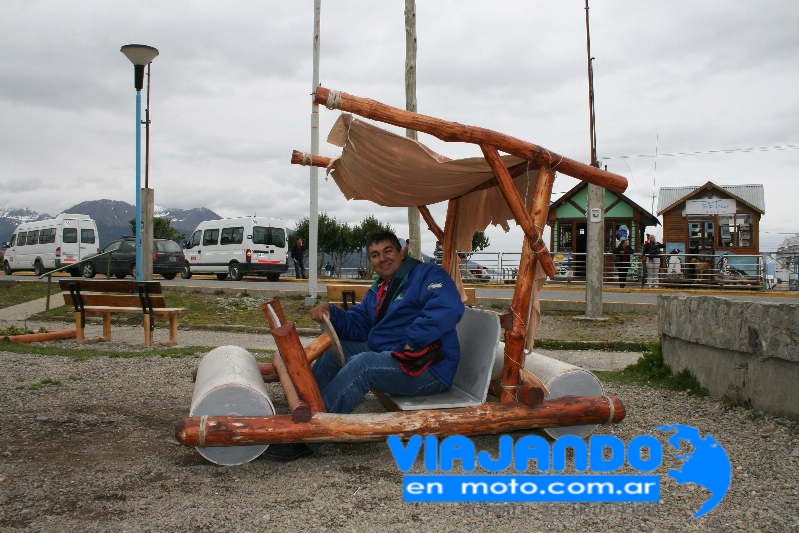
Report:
0,200,221,247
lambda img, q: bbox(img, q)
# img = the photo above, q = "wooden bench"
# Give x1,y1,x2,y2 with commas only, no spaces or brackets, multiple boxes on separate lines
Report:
326,283,476,308
59,279,187,346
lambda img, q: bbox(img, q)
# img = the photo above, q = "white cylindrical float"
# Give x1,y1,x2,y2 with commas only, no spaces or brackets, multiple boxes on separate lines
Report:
492,343,605,439
190,345,276,465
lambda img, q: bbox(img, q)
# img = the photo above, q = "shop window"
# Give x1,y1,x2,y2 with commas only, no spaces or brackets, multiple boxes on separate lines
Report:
718,214,752,248
688,218,714,253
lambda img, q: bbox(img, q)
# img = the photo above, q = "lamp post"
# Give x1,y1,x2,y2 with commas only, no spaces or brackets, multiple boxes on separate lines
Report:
121,44,159,281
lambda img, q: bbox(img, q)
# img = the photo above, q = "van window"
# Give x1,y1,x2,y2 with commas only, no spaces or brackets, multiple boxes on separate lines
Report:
189,230,202,248
17,232,27,246
63,228,78,243
29,230,40,245
253,226,286,247
9,234,16,247
220,226,244,245
202,229,219,246
81,228,96,244
40,228,56,244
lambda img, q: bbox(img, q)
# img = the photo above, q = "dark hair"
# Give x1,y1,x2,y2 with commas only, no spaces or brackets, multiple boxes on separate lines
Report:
367,231,401,251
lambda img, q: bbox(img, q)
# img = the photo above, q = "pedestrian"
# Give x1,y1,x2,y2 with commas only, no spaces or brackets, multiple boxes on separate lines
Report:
614,239,633,288
642,234,664,287
290,237,307,279
266,231,465,461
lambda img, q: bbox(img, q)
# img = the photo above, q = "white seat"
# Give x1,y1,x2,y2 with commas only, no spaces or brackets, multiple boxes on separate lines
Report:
387,307,501,410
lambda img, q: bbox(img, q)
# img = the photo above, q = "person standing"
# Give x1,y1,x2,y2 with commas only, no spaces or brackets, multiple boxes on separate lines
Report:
290,237,307,279
614,239,633,288
267,231,465,461
642,234,664,288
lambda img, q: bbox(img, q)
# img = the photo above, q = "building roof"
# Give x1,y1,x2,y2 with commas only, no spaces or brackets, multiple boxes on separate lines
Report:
550,181,660,226
657,182,765,214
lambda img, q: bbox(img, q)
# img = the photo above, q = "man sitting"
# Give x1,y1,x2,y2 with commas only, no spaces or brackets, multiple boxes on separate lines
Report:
267,231,465,460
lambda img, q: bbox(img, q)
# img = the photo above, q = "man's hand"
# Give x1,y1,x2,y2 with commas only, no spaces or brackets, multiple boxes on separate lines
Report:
310,303,331,324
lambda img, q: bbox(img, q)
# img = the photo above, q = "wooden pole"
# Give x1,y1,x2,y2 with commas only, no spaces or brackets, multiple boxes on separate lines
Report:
271,352,312,422
313,86,628,194
291,149,331,168
270,323,326,413
258,333,332,380
175,395,626,446
441,199,459,275
480,145,556,277
404,0,422,260
499,165,555,402
418,205,444,241
307,0,322,304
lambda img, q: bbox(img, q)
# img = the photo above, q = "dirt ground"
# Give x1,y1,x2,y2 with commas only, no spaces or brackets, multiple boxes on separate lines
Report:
1,313,796,532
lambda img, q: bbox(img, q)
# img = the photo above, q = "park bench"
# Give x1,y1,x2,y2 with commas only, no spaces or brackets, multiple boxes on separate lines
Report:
326,283,476,308
59,279,187,346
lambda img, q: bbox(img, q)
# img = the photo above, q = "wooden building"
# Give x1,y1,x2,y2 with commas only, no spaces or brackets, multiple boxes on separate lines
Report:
547,182,658,277
657,181,764,256
548,182,659,253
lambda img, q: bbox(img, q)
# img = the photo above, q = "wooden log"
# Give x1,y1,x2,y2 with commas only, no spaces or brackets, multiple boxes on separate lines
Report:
418,205,444,242
262,299,286,328
1,328,76,343
500,166,555,402
441,199,459,275
175,395,626,446
257,332,333,380
270,323,326,413
480,144,556,277
489,369,547,407
291,149,333,168
271,352,312,423
313,86,628,194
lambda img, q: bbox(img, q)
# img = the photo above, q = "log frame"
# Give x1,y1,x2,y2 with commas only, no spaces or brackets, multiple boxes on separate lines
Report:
313,86,628,193
175,395,626,446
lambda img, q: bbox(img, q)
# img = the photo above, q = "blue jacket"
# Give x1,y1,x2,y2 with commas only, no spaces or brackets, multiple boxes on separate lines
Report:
327,258,465,386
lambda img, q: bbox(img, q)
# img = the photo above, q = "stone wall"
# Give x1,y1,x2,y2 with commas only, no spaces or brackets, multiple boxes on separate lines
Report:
658,294,798,419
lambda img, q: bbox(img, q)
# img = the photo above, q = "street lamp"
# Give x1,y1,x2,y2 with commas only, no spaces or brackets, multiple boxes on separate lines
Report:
121,44,159,280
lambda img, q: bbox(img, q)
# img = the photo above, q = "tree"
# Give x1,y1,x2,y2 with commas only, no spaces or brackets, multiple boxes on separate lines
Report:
128,217,185,242
353,215,394,276
293,214,394,277
471,230,490,254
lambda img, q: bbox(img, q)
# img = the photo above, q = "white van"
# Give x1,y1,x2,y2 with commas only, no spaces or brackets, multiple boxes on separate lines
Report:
2,213,100,276
182,217,289,281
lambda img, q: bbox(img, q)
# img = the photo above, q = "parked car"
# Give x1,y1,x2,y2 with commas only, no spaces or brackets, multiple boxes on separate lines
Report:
82,238,183,279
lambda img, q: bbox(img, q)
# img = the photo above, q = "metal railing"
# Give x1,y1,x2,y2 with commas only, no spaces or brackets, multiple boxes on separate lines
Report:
284,250,791,292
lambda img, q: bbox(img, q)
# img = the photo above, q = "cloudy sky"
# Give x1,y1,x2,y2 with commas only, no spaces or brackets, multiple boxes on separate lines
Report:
2,1,797,253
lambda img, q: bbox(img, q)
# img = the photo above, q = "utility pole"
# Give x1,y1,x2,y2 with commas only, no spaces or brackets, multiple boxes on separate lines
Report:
404,0,421,259
306,0,321,305
581,0,607,320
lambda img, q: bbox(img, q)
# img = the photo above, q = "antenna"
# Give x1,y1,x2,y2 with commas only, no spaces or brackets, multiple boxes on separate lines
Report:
651,134,659,214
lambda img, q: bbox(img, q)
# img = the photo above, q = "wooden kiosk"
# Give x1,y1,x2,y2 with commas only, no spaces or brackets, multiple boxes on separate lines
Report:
175,88,629,460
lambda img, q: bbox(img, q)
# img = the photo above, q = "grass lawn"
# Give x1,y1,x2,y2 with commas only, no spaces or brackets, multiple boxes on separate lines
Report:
29,286,322,330
0,280,53,309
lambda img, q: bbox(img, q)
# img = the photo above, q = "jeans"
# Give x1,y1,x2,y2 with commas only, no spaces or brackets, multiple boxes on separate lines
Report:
293,258,306,279
312,340,449,414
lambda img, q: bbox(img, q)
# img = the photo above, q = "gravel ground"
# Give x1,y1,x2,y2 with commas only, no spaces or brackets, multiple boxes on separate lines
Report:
1,314,797,532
